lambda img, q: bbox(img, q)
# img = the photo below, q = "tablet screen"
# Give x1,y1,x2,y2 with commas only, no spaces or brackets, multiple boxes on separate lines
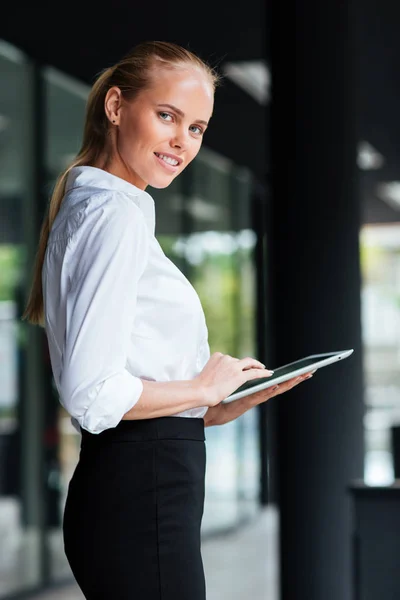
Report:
230,353,339,396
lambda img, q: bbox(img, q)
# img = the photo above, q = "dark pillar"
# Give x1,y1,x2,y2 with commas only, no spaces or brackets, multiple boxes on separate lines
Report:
268,1,365,599
252,179,274,505
21,59,54,584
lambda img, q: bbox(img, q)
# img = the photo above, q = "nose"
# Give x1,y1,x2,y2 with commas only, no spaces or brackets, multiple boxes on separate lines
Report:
170,127,189,151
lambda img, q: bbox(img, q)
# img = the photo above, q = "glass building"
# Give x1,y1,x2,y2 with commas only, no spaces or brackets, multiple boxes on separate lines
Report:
0,39,263,596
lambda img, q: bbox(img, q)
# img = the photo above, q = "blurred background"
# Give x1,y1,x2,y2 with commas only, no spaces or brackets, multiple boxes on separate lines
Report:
1,0,400,599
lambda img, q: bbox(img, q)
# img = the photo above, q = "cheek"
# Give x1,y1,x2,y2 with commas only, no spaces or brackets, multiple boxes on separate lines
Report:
188,142,202,163
122,116,158,150
144,116,168,144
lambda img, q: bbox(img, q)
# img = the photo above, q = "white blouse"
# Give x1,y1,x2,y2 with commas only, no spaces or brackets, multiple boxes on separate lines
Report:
42,166,210,435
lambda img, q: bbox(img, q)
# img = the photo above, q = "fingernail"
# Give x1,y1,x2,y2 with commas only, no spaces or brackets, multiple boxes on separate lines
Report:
266,370,274,375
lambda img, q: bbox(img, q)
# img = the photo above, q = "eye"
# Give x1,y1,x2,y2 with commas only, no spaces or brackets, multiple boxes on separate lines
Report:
190,125,204,135
159,111,173,122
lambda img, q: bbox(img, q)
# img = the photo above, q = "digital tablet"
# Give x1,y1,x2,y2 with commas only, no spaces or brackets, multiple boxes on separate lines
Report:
224,349,354,403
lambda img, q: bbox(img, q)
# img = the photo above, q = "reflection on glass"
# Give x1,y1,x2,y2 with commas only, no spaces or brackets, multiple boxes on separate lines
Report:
360,224,400,485
0,41,41,597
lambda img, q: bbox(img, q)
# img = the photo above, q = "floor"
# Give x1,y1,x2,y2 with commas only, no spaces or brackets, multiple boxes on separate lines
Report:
27,507,279,600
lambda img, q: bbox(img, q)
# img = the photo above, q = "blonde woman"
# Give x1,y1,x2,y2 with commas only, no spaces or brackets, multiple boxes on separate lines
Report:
23,41,311,599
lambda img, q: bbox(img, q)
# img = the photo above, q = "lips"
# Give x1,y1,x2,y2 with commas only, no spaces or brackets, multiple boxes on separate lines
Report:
154,152,182,173
154,152,182,166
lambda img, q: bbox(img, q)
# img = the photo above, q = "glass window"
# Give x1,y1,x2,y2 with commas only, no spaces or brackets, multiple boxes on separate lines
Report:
360,223,400,485
0,40,41,598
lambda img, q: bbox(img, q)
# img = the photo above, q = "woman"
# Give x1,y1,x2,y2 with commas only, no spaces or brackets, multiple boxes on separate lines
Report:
22,41,311,599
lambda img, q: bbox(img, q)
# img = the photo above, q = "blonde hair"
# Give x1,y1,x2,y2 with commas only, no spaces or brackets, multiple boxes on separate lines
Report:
22,41,221,327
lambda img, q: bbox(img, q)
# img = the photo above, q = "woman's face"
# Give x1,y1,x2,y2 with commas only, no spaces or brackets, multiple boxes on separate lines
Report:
104,67,214,190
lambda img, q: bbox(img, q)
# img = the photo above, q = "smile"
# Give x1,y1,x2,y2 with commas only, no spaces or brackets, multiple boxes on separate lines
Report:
154,152,182,172
155,152,179,166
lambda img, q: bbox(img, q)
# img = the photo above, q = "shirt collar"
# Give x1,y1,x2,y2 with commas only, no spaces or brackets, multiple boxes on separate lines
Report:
65,166,156,236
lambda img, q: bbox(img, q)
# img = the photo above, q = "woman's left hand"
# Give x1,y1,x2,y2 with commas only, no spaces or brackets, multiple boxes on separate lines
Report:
246,370,314,407
204,370,315,427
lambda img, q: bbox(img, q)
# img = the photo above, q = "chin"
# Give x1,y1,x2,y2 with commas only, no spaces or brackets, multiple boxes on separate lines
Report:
147,176,177,190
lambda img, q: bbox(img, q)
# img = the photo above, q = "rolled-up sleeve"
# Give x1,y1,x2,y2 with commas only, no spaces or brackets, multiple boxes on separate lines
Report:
59,197,149,434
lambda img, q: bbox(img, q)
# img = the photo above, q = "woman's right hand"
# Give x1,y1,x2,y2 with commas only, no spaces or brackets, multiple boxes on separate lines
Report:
193,351,274,407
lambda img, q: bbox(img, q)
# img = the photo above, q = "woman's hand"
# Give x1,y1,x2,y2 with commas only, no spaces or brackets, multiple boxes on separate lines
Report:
203,370,315,427
194,351,275,407
245,370,314,407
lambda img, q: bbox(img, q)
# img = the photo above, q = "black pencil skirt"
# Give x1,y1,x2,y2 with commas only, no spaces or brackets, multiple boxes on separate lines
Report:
63,416,206,599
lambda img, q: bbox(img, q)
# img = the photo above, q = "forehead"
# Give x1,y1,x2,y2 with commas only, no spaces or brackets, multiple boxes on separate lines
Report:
143,66,214,117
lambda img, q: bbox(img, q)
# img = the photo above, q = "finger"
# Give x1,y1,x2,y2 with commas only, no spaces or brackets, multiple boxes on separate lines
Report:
251,372,313,404
238,356,272,371
262,384,282,398
287,373,311,385
245,368,275,380
301,371,314,378
286,376,306,388
248,386,280,405
285,374,313,390
254,386,279,400
258,386,279,399
274,377,301,393
296,372,313,383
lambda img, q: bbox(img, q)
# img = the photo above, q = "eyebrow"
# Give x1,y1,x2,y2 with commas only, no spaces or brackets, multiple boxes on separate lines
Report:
157,103,209,127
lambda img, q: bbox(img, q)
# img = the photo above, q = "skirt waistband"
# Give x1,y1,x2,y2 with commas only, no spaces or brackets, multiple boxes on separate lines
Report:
80,416,205,446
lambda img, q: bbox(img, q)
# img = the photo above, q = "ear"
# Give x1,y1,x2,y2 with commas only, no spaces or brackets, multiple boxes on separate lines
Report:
104,86,122,126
